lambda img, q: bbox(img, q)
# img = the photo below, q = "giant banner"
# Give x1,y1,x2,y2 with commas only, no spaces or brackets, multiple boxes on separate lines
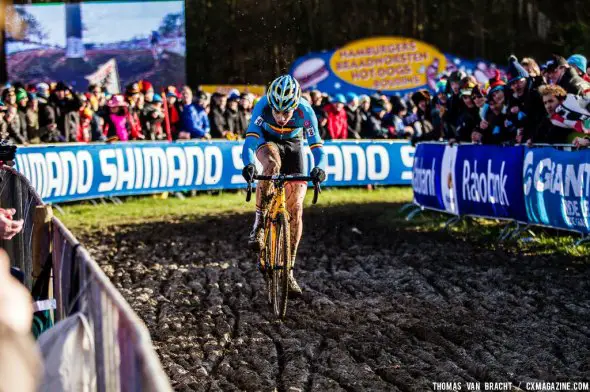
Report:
412,143,458,214
523,147,590,233
14,140,414,204
455,145,527,222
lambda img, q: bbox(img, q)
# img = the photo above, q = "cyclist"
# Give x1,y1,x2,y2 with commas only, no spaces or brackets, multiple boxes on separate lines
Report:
241,75,326,295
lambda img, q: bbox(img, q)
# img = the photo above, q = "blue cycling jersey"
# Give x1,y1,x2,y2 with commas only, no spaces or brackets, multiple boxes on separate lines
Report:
241,96,326,170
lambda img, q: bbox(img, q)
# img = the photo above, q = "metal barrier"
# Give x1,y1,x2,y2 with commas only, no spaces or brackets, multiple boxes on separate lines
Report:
0,166,172,391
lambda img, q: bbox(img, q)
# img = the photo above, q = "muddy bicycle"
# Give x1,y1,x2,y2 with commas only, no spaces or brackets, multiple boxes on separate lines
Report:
245,174,320,319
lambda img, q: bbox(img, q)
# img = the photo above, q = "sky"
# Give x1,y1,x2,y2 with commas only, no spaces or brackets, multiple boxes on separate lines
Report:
12,1,184,47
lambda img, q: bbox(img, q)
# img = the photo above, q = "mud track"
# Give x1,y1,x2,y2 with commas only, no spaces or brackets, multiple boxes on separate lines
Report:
80,202,590,391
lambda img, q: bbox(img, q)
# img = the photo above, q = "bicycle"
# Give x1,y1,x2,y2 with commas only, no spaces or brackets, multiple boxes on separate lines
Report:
245,174,321,319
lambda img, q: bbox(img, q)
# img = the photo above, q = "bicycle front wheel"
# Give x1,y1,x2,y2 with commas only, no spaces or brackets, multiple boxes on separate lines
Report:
270,213,291,319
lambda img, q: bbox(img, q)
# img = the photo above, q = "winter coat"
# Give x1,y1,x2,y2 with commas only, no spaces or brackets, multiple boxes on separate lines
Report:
532,117,571,144
455,106,481,142
505,79,545,141
345,106,362,139
225,108,241,137
48,93,82,142
557,67,590,97
5,107,26,144
181,103,210,139
238,109,251,136
142,103,165,140
478,104,511,145
312,104,329,140
209,106,227,138
324,104,348,139
364,114,389,139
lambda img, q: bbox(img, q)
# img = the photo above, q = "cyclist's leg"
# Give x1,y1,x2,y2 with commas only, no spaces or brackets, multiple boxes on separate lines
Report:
255,142,281,210
285,181,307,264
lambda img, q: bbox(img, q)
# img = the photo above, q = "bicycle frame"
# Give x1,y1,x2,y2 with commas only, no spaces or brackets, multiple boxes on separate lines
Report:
266,181,289,270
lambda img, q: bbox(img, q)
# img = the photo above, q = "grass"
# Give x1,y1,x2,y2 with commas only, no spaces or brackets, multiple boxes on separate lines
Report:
58,186,590,258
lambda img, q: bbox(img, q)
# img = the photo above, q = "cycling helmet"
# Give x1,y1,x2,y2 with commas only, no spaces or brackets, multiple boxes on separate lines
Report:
267,75,301,112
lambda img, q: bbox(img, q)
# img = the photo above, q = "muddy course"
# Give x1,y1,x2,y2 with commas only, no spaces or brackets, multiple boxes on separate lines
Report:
79,201,590,391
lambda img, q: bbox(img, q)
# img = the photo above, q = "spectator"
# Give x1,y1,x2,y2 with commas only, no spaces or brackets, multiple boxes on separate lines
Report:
389,95,413,138
411,90,437,141
238,93,252,136
104,95,130,141
310,90,329,140
364,97,389,139
0,248,42,392
567,54,590,83
88,84,106,109
505,55,544,143
86,93,106,142
345,92,362,139
476,87,509,145
545,54,590,97
532,85,570,144
15,89,29,142
141,80,155,103
454,78,481,142
445,70,467,131
77,106,93,142
178,86,210,140
142,94,166,140
209,92,228,138
324,94,348,139
124,83,144,140
225,93,241,139
49,82,82,142
521,57,542,78
0,101,8,140
358,94,372,138
25,93,40,144
166,91,181,137
36,83,59,143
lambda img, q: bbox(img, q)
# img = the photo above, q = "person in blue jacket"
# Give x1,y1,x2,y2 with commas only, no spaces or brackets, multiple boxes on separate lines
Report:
241,75,326,295
179,87,210,139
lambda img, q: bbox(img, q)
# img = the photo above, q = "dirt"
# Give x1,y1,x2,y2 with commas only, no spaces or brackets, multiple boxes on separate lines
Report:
79,202,590,392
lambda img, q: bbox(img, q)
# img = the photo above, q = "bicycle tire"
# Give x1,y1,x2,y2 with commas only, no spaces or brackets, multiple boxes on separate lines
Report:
262,221,273,305
270,213,290,319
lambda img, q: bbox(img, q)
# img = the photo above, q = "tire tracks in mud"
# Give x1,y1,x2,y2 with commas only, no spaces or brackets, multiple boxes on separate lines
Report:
79,203,590,391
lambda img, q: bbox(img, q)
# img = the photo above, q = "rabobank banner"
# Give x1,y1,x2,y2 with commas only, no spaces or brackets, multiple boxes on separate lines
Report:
412,143,458,215
455,145,527,222
13,140,414,204
523,147,590,233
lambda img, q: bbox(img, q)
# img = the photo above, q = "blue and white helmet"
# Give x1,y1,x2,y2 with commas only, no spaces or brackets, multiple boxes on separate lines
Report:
266,75,301,112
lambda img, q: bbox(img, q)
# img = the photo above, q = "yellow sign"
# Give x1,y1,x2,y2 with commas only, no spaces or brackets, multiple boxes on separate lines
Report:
329,36,447,92
199,85,266,96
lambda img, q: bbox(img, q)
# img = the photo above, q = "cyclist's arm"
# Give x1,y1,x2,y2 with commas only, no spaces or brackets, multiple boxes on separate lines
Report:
306,111,326,170
242,102,266,166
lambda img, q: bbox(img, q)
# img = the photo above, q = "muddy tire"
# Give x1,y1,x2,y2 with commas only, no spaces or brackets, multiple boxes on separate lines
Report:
269,213,290,319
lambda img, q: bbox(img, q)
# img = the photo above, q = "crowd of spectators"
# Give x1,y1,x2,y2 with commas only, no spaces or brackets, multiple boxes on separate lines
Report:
307,53,590,148
2,53,589,148
0,80,256,144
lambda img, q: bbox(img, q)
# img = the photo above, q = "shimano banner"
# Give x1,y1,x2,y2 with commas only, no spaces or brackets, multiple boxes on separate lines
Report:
523,147,590,233
412,143,459,214
455,145,527,221
14,140,414,204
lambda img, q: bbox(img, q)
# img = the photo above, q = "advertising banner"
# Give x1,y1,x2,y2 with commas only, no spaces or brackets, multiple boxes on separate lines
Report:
455,145,527,221
200,85,266,97
290,36,505,96
14,140,415,204
523,147,590,233
412,143,458,215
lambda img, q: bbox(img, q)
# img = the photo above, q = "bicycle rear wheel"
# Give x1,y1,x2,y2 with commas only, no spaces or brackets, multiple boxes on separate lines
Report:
270,213,291,319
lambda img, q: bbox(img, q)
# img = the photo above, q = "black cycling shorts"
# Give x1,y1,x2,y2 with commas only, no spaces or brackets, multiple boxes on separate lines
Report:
257,132,304,175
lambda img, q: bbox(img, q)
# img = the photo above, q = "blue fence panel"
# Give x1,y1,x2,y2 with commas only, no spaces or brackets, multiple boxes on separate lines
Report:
455,145,527,221
412,143,459,215
523,147,590,233
14,140,415,204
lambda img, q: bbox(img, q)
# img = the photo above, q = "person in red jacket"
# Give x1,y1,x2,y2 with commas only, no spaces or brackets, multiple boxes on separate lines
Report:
324,94,348,139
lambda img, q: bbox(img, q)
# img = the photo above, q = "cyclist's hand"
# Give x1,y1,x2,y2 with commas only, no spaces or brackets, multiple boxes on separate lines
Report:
310,167,326,183
242,163,257,182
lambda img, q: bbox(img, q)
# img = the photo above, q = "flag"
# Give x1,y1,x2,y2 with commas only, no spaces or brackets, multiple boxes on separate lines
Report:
84,59,120,94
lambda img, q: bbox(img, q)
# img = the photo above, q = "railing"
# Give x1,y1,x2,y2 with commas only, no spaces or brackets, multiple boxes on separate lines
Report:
0,166,172,391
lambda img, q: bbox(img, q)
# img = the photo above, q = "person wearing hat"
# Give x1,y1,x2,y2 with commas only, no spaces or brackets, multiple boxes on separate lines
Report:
388,95,414,139
141,93,166,140
15,89,30,143
363,97,389,139
23,92,40,144
103,94,131,141
545,54,590,97
410,90,436,141
445,70,467,132
345,92,362,139
225,93,241,139
567,54,590,83
48,81,82,142
140,80,155,103
475,84,512,145
505,55,545,143
323,94,348,139
453,78,481,143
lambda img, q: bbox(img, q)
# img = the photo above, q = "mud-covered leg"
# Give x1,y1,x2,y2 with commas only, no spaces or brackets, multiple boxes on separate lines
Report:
285,181,307,295
248,144,281,250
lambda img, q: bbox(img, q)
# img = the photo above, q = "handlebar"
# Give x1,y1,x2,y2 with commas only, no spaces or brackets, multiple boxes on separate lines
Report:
245,174,321,204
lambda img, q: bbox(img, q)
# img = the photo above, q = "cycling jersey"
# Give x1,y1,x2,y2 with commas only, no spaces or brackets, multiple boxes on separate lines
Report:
241,96,326,170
